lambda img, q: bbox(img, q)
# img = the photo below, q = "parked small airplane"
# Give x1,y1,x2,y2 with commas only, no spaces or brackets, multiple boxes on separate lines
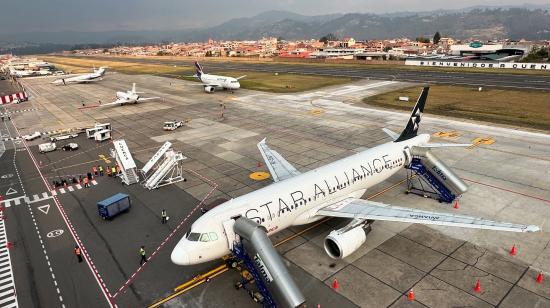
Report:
193,61,245,93
51,67,106,85
78,83,159,109
171,86,540,266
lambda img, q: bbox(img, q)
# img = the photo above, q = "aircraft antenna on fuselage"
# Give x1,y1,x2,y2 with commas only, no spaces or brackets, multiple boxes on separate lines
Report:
395,86,429,142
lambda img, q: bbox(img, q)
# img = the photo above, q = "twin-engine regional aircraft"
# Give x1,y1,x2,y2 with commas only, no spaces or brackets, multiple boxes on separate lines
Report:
51,66,106,85
194,61,245,93
171,86,540,266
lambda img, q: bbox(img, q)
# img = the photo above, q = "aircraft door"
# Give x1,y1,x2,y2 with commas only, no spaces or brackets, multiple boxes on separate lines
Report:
222,219,237,250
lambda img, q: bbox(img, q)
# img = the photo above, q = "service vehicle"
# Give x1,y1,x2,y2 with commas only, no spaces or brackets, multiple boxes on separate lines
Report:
38,142,56,153
50,133,78,142
61,143,79,151
97,193,131,220
23,131,41,141
163,121,185,131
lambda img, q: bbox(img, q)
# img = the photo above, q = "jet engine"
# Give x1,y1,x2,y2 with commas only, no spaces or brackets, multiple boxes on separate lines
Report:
204,86,215,93
324,221,370,259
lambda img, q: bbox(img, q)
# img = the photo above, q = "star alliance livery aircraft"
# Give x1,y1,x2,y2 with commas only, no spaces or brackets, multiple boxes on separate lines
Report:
171,87,539,265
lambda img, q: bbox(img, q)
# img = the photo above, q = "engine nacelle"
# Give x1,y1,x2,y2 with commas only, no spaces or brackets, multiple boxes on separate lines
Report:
324,226,367,259
204,86,215,93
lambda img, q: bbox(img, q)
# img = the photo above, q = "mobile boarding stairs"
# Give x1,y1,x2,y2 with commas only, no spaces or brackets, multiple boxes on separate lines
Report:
404,146,468,203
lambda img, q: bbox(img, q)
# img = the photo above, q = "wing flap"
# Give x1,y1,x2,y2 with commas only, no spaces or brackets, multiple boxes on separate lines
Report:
317,198,539,233
257,138,300,182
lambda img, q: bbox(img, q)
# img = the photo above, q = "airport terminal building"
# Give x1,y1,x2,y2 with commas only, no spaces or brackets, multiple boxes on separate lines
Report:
449,42,531,61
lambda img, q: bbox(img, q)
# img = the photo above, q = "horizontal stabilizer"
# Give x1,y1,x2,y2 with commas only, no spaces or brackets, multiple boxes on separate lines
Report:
382,128,399,141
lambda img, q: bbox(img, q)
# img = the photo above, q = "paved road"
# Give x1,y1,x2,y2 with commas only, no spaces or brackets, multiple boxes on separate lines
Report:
77,55,550,91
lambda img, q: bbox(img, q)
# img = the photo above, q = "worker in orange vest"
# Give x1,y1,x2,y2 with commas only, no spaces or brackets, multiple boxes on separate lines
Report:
92,166,98,176
83,176,89,188
74,245,83,263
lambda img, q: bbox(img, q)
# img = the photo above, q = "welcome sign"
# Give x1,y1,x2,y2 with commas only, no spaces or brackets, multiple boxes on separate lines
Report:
405,60,550,71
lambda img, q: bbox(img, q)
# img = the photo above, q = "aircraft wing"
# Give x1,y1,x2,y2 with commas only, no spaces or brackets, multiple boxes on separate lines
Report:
97,98,129,107
137,97,160,102
257,138,300,182
236,75,247,80
316,198,539,233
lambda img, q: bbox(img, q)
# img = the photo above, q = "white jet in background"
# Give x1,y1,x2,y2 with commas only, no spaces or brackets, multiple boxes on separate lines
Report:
194,61,245,93
171,86,540,266
82,83,160,109
51,66,106,85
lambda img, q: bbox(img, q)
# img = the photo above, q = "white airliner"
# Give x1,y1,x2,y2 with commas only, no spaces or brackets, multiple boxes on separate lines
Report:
79,83,159,109
194,61,245,93
51,67,106,85
171,87,540,266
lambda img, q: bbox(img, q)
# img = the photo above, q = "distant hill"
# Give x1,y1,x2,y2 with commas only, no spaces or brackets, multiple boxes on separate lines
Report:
2,7,550,47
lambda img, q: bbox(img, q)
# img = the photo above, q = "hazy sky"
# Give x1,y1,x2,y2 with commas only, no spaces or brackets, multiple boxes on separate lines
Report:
2,0,550,33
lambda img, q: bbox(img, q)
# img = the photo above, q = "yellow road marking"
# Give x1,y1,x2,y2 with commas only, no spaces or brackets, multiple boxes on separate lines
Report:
98,154,112,164
308,108,325,116
148,178,408,307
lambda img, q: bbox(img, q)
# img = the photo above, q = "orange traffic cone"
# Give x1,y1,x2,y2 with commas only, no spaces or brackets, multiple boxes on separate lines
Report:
407,289,415,301
474,280,481,293
453,200,459,209
332,278,339,290
537,272,543,284
510,245,517,256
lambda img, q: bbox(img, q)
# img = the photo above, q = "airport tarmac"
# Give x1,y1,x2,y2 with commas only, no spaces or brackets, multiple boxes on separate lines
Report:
1,72,549,307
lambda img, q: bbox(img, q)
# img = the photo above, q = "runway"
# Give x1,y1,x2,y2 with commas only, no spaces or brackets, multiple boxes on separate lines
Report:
77,55,550,91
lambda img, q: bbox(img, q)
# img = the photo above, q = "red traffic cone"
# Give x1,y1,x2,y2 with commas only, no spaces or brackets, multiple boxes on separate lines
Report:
6,242,13,249
317,305,321,308
0,195,3,201
332,278,339,290
510,245,517,256
537,272,543,284
407,289,415,301
474,280,481,293
453,200,459,209
257,162,263,168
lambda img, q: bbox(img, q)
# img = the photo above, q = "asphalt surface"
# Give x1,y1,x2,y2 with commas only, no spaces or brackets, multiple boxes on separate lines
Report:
2,73,549,308
76,55,550,91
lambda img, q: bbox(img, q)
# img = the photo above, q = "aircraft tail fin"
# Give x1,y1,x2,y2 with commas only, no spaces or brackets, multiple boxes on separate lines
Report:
395,86,429,142
132,83,136,93
194,61,204,77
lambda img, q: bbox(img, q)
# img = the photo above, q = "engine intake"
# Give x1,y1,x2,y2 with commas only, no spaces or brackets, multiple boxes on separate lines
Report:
204,86,215,93
324,226,367,259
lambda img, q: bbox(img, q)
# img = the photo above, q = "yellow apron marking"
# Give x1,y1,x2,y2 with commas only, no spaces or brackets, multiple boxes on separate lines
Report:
98,154,112,164
468,137,495,149
432,131,460,139
249,171,271,181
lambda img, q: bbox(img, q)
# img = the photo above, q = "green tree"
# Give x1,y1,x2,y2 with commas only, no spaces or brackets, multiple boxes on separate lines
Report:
320,33,338,43
415,37,430,44
433,31,441,44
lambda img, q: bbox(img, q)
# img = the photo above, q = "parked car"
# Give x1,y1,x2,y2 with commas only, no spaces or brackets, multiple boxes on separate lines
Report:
61,143,79,151
23,131,41,141
38,142,56,153
50,133,78,142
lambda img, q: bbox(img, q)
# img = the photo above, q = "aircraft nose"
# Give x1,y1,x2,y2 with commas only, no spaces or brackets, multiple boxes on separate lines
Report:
171,247,190,265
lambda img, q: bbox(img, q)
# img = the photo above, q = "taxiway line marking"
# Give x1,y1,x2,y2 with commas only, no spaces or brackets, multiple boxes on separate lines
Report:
13,122,115,307
464,178,550,204
149,178,409,307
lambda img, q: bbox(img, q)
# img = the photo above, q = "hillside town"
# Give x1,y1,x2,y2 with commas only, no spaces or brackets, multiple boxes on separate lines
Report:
64,36,550,62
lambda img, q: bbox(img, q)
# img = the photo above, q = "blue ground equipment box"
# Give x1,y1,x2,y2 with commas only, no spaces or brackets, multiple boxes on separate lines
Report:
97,193,131,219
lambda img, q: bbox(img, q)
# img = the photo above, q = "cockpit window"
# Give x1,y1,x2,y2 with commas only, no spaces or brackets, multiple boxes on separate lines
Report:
187,232,201,241
209,233,218,241
200,233,210,242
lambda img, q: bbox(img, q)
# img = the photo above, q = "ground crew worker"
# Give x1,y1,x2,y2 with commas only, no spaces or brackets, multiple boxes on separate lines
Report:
116,165,121,174
106,166,111,177
111,166,117,176
98,165,104,176
74,245,83,263
92,166,98,176
83,176,89,188
161,209,167,224
139,246,147,266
